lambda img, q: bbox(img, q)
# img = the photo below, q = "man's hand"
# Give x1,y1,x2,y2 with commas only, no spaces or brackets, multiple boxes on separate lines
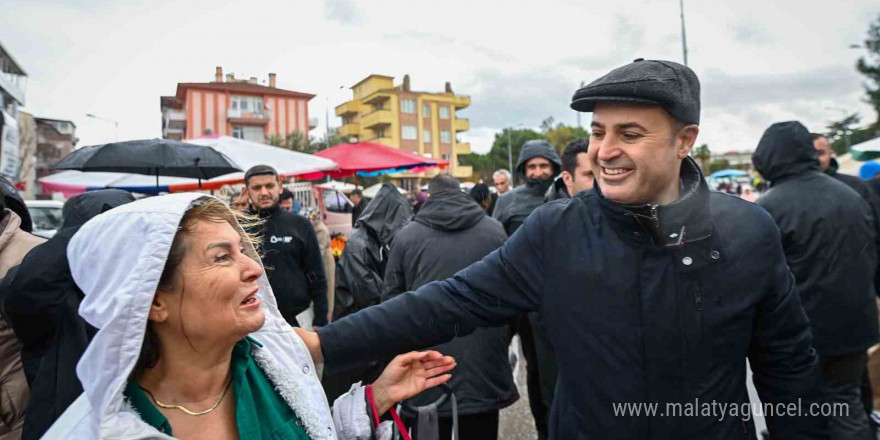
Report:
293,327,324,365
371,350,455,416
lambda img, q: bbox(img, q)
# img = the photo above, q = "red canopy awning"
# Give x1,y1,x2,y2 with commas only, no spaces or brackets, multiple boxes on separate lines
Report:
313,142,448,178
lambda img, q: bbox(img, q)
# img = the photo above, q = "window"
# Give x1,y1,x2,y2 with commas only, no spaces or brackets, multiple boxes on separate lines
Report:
401,99,416,113
324,190,352,214
440,130,451,143
231,96,265,115
442,154,450,160
423,129,432,142
375,128,386,138
423,104,431,117
439,106,450,119
402,125,418,140
232,126,264,142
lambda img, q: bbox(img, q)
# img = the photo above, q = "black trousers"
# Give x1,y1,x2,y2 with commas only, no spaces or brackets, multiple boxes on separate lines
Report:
504,313,548,440
406,410,500,440
819,351,873,440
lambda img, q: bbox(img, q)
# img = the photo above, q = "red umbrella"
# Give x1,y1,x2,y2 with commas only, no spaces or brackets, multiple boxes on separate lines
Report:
314,142,448,179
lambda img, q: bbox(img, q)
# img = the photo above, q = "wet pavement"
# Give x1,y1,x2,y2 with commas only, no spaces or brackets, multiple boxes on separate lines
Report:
499,336,538,440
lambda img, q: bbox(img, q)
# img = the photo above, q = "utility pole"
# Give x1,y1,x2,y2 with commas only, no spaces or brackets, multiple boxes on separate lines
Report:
679,0,689,66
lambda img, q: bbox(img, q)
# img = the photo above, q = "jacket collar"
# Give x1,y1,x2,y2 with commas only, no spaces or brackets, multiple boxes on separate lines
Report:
253,204,282,219
592,157,714,250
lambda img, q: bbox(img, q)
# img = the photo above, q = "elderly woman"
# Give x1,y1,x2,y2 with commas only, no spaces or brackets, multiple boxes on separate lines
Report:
307,208,336,321
44,193,454,439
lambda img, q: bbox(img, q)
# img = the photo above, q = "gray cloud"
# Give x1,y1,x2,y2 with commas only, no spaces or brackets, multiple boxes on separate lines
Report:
702,65,863,113
458,68,580,130
563,15,646,70
325,0,361,25
729,21,775,46
381,31,515,63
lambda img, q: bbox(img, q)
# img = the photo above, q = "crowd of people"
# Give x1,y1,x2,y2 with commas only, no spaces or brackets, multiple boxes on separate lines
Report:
0,57,880,440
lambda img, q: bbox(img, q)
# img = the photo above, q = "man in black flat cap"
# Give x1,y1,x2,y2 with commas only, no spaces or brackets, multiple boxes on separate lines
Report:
298,59,828,439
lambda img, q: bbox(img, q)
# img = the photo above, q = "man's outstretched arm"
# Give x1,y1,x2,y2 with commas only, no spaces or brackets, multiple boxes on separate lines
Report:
310,210,548,374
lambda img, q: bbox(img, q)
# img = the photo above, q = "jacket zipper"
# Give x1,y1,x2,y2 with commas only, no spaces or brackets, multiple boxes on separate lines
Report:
694,289,703,311
649,205,660,228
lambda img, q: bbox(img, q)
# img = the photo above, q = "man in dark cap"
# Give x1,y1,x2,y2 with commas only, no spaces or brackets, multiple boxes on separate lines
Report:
244,165,327,329
298,59,827,439
754,122,877,439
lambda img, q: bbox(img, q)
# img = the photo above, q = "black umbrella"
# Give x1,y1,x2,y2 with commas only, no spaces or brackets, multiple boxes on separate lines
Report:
52,138,242,188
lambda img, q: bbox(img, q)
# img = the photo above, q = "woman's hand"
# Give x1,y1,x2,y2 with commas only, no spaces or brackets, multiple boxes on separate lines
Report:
371,351,455,416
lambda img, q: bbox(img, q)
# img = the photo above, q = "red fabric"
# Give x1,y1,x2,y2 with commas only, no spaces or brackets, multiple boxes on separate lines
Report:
314,142,449,178
365,385,412,440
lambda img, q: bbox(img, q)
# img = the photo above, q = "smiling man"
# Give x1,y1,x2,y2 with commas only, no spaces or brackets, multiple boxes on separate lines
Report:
244,165,327,329
300,60,827,439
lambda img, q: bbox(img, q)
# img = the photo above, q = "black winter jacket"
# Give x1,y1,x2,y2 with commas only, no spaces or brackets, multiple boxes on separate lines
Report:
493,140,561,235
381,190,518,417
753,121,879,356
0,189,134,440
544,177,569,202
320,157,827,439
254,205,328,326
333,184,412,320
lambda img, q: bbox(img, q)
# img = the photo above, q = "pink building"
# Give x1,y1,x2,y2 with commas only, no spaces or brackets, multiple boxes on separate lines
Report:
161,66,315,142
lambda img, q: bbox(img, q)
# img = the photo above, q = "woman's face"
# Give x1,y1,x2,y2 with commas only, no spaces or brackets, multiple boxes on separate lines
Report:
152,219,265,346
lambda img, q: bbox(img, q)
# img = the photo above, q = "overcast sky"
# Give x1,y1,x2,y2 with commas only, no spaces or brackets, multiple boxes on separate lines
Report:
2,0,878,154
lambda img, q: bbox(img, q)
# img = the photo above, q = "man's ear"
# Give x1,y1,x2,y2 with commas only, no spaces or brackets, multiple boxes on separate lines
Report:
561,171,574,187
676,125,700,159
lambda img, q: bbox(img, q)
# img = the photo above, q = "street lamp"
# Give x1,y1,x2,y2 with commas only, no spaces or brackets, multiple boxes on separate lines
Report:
507,123,523,186
86,113,118,142
679,0,689,66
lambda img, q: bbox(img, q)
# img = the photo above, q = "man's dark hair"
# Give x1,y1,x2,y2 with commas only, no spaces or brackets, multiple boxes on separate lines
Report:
810,133,827,141
279,189,294,201
244,165,278,186
428,174,460,195
561,138,590,175
350,189,362,197
469,183,490,204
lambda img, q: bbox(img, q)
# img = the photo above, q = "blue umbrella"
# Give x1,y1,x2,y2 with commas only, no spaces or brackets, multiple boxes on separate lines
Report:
709,169,747,179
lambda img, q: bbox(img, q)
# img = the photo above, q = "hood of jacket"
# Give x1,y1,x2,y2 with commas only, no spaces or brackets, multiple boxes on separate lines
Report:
1,176,31,232
356,183,413,246
64,193,334,439
516,140,562,178
61,189,136,229
752,121,820,183
414,190,486,232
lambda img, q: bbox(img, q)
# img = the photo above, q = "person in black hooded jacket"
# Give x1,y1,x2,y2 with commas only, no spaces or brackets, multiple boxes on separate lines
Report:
323,182,412,402
301,59,828,440
491,139,561,439
0,189,135,440
754,121,878,439
382,174,517,440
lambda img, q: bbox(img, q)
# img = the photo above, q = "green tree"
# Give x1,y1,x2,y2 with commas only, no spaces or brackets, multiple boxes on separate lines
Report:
825,113,863,155
692,144,711,173
708,158,731,175
856,14,880,128
543,120,591,155
268,129,351,154
459,127,547,183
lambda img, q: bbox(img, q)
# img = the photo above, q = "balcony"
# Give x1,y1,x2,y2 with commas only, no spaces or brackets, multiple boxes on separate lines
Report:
364,136,394,146
227,108,269,125
362,92,391,106
339,124,360,137
454,118,469,132
454,142,471,155
452,95,471,109
164,109,186,129
362,109,393,129
335,100,360,117
452,165,473,178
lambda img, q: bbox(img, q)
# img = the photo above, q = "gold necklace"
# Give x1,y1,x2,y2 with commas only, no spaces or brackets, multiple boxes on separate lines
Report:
140,378,232,416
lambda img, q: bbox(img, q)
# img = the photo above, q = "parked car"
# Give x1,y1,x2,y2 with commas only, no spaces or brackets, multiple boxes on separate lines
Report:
25,200,64,238
287,182,353,237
